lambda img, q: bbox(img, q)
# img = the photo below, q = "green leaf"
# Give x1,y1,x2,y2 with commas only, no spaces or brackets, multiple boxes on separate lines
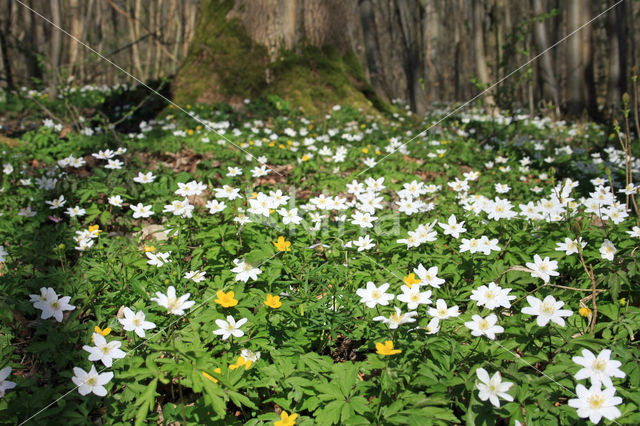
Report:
134,378,157,426
347,396,370,415
227,390,258,410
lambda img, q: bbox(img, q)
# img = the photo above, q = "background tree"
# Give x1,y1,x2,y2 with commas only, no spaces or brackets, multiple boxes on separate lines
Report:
0,0,638,120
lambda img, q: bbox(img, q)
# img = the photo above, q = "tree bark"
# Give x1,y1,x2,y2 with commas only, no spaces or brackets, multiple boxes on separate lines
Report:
531,0,560,112
359,0,388,100
472,0,496,111
565,0,584,116
0,0,14,89
49,0,62,97
20,1,43,86
67,0,82,76
582,0,598,120
605,0,626,111
396,0,426,114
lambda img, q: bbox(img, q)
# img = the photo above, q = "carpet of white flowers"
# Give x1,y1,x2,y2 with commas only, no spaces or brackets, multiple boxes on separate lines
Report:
1,87,640,425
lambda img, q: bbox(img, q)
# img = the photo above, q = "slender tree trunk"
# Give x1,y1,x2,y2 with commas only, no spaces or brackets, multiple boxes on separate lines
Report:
454,1,462,100
172,0,182,74
490,0,501,103
21,1,43,86
0,0,14,89
606,0,626,112
582,1,598,120
49,0,62,97
565,0,584,116
422,0,439,102
80,0,95,82
153,0,162,79
126,0,143,77
396,0,426,114
472,0,496,111
145,1,155,79
531,0,560,112
67,0,82,78
184,0,197,60
628,0,636,74
359,0,388,99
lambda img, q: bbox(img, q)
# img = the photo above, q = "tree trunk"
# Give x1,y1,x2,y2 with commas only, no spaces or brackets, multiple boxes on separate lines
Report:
49,0,62,97
153,0,162,79
422,0,439,102
582,0,598,120
565,0,584,116
20,1,43,86
531,0,560,112
68,0,82,77
396,0,426,114
0,0,14,89
172,0,182,75
359,0,388,99
605,0,626,112
472,0,496,111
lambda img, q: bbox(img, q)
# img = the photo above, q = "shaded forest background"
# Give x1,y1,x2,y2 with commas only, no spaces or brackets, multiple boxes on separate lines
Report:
0,0,635,119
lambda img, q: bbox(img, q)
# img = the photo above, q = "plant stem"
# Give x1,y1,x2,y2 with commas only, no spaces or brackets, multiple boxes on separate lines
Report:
178,373,187,425
576,238,598,333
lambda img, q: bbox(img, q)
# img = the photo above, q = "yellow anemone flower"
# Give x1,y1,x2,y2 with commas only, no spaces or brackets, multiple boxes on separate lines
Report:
202,368,222,383
273,236,291,252
215,291,238,308
229,356,252,370
92,325,111,343
376,340,401,356
94,325,111,336
403,273,421,288
264,294,282,309
274,411,298,426
578,307,592,317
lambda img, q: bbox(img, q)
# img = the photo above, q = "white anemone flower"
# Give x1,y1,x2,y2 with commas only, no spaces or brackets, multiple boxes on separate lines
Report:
151,286,195,315
475,368,514,408
72,366,114,397
213,315,248,340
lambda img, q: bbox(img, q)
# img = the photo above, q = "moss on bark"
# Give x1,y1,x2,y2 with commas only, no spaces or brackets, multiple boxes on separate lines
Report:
173,0,389,116
173,0,269,106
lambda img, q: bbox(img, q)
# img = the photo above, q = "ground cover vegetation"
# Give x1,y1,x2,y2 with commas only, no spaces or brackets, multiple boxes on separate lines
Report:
0,86,639,425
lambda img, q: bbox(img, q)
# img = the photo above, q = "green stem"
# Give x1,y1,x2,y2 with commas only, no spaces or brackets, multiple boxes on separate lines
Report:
375,369,386,425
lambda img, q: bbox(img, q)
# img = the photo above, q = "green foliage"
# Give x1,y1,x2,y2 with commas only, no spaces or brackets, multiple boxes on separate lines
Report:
0,89,639,425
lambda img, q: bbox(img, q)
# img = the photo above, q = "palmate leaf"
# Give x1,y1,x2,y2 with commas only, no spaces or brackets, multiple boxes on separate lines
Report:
134,378,157,426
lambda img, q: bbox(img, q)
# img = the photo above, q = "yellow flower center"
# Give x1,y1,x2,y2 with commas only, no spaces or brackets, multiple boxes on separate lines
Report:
592,359,607,372
478,319,489,330
166,297,179,312
587,394,606,409
540,302,556,315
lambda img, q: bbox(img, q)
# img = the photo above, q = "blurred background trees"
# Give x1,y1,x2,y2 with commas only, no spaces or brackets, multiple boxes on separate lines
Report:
0,0,635,119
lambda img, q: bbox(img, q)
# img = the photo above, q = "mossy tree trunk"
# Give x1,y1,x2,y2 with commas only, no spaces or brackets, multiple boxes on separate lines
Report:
173,0,391,115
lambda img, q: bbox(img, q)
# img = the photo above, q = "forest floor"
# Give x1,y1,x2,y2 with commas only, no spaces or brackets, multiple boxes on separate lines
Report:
0,88,639,425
